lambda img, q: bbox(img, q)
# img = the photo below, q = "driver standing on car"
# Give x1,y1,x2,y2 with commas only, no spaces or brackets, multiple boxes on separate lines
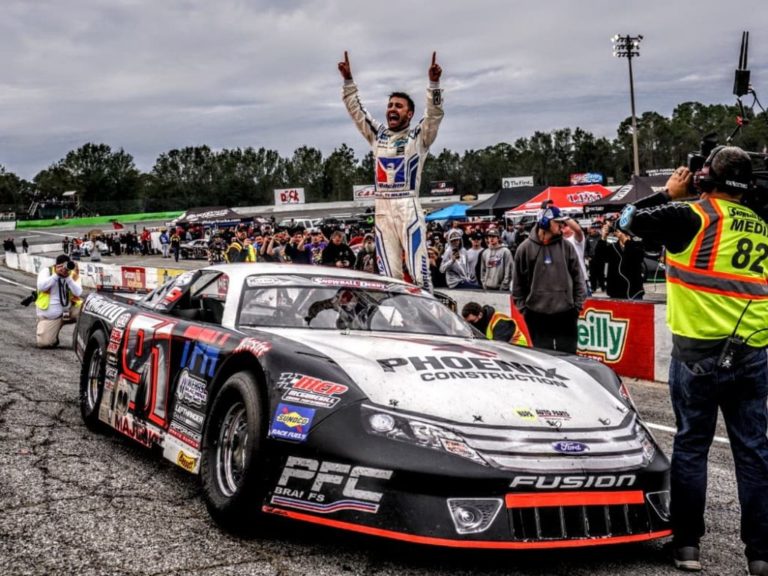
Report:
339,51,443,292
35,254,83,348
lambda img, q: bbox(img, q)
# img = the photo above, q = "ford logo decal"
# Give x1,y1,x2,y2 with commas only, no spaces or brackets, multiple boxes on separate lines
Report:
553,441,589,454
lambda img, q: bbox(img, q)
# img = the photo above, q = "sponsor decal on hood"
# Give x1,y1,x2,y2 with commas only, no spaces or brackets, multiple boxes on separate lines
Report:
259,331,626,428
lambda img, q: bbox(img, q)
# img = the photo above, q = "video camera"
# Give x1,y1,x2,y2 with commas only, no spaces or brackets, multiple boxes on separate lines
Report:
686,32,768,220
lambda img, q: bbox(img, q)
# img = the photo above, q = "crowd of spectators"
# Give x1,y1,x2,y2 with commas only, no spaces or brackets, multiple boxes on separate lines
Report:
5,206,650,303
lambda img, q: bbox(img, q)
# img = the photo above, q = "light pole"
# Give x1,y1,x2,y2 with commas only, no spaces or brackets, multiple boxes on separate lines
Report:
612,34,643,176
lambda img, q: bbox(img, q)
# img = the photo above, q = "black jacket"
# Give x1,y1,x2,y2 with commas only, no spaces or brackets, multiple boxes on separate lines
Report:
595,238,645,300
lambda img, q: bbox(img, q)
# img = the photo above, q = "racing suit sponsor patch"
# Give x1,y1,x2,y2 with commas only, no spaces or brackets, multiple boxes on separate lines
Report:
376,157,405,188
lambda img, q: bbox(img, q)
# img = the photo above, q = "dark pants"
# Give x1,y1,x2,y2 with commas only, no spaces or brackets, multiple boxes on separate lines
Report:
668,349,768,561
523,308,579,354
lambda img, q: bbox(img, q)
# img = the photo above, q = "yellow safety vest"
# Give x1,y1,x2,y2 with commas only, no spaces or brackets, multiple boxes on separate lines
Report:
487,312,529,347
36,267,83,310
665,198,768,346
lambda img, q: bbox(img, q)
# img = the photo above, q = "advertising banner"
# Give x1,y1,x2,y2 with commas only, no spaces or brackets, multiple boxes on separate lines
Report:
430,181,455,196
121,266,147,290
577,299,655,380
353,184,376,202
502,176,534,188
274,188,306,205
570,173,604,185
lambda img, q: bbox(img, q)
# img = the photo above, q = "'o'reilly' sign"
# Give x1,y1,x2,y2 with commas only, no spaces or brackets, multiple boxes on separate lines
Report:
577,309,629,362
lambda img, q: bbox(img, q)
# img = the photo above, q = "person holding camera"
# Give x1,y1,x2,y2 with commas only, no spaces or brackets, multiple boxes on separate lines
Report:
35,254,83,348
594,222,645,300
620,146,768,575
440,229,480,289
321,230,355,269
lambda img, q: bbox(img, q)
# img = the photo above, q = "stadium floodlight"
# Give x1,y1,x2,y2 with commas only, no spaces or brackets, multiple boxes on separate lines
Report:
612,34,643,176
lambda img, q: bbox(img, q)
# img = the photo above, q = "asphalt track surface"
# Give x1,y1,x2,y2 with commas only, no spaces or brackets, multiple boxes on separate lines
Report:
0,264,746,576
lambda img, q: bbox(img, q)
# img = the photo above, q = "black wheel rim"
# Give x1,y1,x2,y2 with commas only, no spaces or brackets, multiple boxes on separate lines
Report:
215,401,249,498
86,347,103,411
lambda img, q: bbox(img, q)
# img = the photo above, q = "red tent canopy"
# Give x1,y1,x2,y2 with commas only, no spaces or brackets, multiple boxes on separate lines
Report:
504,185,612,217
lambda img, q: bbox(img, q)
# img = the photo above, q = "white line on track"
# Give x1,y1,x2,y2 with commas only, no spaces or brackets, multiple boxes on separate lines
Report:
646,422,731,445
0,274,35,290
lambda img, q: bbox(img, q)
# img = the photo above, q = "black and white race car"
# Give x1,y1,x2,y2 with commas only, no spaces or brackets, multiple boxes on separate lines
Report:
75,263,671,549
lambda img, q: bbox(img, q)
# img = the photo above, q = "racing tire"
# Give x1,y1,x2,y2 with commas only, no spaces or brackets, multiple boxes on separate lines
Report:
79,330,108,432
200,372,265,534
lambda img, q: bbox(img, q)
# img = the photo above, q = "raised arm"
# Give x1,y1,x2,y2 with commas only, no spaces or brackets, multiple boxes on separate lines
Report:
340,51,381,145
420,51,444,150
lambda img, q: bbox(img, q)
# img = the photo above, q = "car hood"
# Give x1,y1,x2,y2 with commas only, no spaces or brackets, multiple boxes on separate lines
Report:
263,329,627,429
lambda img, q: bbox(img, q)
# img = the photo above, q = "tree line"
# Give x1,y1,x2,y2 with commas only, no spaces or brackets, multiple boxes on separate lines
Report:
0,101,766,217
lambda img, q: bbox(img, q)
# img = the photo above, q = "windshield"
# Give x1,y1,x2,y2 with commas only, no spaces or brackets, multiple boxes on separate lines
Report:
238,278,474,337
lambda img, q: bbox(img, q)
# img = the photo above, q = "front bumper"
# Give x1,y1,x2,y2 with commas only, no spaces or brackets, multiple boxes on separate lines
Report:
261,406,671,549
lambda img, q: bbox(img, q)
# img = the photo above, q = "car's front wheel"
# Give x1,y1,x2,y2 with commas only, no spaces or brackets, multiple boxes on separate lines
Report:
200,371,265,533
79,330,108,432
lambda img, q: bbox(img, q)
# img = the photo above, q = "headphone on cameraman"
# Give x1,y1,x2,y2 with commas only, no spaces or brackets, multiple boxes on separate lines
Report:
694,145,753,195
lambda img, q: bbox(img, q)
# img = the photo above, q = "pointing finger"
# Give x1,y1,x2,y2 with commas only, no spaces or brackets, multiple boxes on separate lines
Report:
345,51,349,65
431,51,436,66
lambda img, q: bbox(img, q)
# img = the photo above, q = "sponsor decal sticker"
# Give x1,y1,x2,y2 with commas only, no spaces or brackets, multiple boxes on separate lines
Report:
115,312,131,329
310,277,389,290
84,295,130,324
176,450,198,473
510,474,636,489
515,408,537,420
114,414,161,448
174,405,205,432
377,355,570,387
176,369,208,408
270,404,315,442
168,422,201,449
278,373,348,409
535,409,570,420
271,456,392,514
552,441,589,454
234,337,272,358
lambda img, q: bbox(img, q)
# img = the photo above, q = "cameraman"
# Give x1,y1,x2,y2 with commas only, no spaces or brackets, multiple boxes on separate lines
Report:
620,146,768,574
35,254,83,348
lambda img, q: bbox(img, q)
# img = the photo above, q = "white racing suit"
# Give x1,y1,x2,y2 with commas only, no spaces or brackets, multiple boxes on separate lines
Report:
343,80,444,291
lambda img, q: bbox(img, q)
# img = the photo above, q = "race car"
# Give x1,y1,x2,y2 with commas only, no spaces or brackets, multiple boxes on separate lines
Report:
75,263,671,548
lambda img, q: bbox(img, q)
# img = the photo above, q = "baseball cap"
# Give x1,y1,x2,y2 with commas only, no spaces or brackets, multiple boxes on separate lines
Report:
447,229,463,241
540,206,568,224
363,233,374,242
471,231,484,240
55,254,71,265
486,227,500,237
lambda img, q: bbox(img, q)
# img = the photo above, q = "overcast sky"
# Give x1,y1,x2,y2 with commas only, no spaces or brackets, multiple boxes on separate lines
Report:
0,0,765,179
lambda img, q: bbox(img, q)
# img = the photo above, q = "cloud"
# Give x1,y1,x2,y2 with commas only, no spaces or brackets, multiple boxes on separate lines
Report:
0,0,765,178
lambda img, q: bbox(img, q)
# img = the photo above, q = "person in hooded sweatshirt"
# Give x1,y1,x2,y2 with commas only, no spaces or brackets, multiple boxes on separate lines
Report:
479,227,513,290
512,206,586,353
